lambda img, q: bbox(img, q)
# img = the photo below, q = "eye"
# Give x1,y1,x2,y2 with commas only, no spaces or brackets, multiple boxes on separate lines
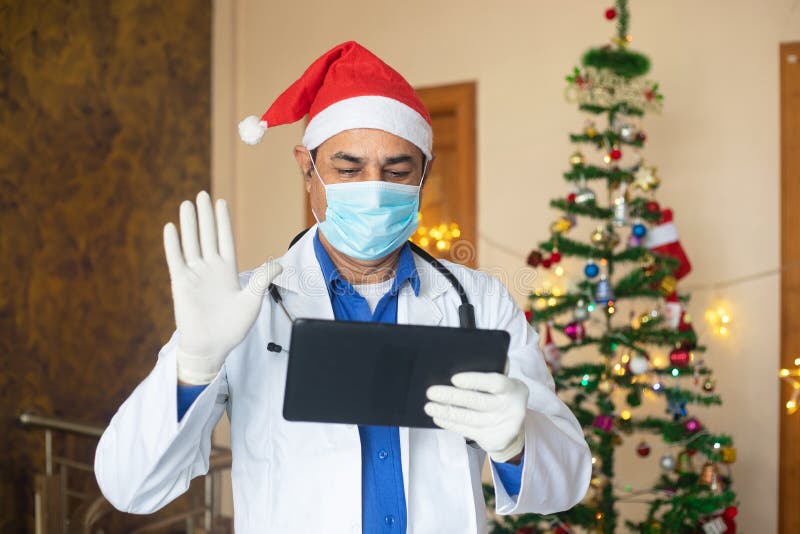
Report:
385,170,412,180
336,168,360,177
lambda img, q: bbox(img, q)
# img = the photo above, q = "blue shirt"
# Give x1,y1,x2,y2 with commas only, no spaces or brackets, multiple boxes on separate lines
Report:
176,231,523,531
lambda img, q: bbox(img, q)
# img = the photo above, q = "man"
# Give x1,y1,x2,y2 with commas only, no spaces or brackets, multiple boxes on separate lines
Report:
95,41,591,533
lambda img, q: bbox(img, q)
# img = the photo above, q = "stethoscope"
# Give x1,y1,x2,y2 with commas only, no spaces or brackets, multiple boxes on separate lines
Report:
267,229,481,445
266,228,476,335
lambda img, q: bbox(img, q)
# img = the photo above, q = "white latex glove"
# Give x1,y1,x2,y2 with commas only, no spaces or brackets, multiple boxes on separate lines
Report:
163,191,283,385
425,372,528,463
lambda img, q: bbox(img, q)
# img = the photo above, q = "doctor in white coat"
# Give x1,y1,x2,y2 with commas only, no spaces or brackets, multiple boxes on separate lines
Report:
95,41,591,533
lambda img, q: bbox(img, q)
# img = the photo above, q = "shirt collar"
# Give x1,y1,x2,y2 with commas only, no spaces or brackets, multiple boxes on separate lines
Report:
313,230,421,297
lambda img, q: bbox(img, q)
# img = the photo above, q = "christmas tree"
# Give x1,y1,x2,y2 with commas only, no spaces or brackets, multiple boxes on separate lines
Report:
485,2,738,533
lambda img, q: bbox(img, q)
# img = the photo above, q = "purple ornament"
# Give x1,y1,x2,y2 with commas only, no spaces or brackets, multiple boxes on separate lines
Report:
593,414,614,432
564,321,586,342
627,234,642,248
684,418,702,433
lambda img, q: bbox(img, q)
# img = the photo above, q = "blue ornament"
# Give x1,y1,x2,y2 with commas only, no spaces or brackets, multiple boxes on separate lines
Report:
584,262,600,278
594,276,615,304
666,398,687,421
632,223,647,238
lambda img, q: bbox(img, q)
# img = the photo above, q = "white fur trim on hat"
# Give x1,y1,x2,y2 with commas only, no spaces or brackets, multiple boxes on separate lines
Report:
239,116,268,145
301,96,432,158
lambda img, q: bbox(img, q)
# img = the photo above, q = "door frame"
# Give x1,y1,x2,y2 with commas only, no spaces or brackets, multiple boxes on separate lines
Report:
779,40,800,534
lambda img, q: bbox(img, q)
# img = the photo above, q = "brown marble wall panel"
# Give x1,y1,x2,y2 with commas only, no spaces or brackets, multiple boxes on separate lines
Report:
0,1,211,531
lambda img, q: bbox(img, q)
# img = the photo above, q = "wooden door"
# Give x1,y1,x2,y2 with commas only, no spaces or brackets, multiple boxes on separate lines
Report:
413,82,477,267
780,41,800,534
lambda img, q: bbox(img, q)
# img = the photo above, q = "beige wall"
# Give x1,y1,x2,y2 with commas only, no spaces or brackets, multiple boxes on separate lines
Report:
212,0,800,530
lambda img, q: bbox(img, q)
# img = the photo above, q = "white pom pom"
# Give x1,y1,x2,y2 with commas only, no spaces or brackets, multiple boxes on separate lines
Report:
238,115,268,145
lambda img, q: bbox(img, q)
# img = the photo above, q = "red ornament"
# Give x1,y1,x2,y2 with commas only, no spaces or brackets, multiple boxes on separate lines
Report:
646,200,660,213
567,192,577,203
541,257,552,268
605,7,617,20
526,250,543,267
515,528,535,534
610,148,622,160
723,506,738,520
524,310,532,322
669,348,692,367
550,251,562,263
636,441,651,457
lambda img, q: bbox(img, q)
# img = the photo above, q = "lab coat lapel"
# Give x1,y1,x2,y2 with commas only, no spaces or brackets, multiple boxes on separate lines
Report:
270,225,334,321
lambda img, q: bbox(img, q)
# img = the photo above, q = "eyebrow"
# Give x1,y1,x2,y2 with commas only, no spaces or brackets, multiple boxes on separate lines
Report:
384,154,415,166
329,152,417,166
331,152,363,164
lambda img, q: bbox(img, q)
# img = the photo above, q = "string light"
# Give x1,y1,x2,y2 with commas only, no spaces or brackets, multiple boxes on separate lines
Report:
779,357,800,414
412,214,461,253
705,305,732,337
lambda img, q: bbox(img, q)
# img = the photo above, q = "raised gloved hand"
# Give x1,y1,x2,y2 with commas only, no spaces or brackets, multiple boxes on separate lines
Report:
163,191,283,385
425,372,528,463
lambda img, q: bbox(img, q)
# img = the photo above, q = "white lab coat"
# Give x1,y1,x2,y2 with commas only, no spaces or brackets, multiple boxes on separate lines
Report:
95,227,591,533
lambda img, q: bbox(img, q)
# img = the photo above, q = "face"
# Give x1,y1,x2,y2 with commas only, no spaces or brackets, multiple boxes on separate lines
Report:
294,128,432,222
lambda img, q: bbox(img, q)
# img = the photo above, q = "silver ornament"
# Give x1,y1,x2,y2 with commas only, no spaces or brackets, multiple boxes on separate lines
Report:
660,454,676,471
620,124,636,143
573,299,590,322
629,354,650,375
574,186,596,205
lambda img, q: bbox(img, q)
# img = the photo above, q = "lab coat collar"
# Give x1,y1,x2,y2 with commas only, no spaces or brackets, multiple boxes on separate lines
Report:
271,225,449,303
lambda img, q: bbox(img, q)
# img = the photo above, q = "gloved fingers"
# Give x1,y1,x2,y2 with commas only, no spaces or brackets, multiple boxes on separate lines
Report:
163,222,186,277
451,372,511,395
179,200,201,263
215,198,237,263
426,385,501,412
424,401,494,427
430,416,479,441
247,260,283,297
196,191,219,258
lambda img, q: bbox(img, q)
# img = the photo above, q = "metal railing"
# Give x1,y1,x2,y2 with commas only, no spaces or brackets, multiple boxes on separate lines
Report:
19,411,232,534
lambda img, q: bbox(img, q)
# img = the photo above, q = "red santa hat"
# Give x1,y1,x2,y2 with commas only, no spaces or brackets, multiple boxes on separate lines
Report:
238,41,433,159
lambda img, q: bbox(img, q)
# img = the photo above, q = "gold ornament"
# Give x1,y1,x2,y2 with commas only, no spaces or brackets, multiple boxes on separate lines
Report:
659,275,677,296
676,450,694,474
586,124,597,137
640,253,656,271
597,379,614,394
698,462,725,494
565,66,663,113
591,225,620,249
632,165,661,191
569,151,586,166
550,216,573,234
590,475,608,488
721,446,737,464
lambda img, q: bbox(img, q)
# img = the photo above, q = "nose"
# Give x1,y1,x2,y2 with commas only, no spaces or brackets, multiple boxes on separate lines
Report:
362,164,383,182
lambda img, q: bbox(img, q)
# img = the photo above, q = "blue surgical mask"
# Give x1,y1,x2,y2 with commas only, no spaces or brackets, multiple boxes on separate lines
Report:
309,152,426,260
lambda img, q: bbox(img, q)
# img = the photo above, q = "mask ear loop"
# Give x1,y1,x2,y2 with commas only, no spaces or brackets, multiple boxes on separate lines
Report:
418,157,430,190
307,149,325,224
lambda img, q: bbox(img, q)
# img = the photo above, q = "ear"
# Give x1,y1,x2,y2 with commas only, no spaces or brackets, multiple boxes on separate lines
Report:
294,145,313,192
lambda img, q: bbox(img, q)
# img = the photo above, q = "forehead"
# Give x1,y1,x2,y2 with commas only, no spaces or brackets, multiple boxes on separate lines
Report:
315,129,423,159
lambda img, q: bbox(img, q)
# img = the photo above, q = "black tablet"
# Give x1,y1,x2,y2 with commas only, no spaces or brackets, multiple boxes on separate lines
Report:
282,318,510,428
